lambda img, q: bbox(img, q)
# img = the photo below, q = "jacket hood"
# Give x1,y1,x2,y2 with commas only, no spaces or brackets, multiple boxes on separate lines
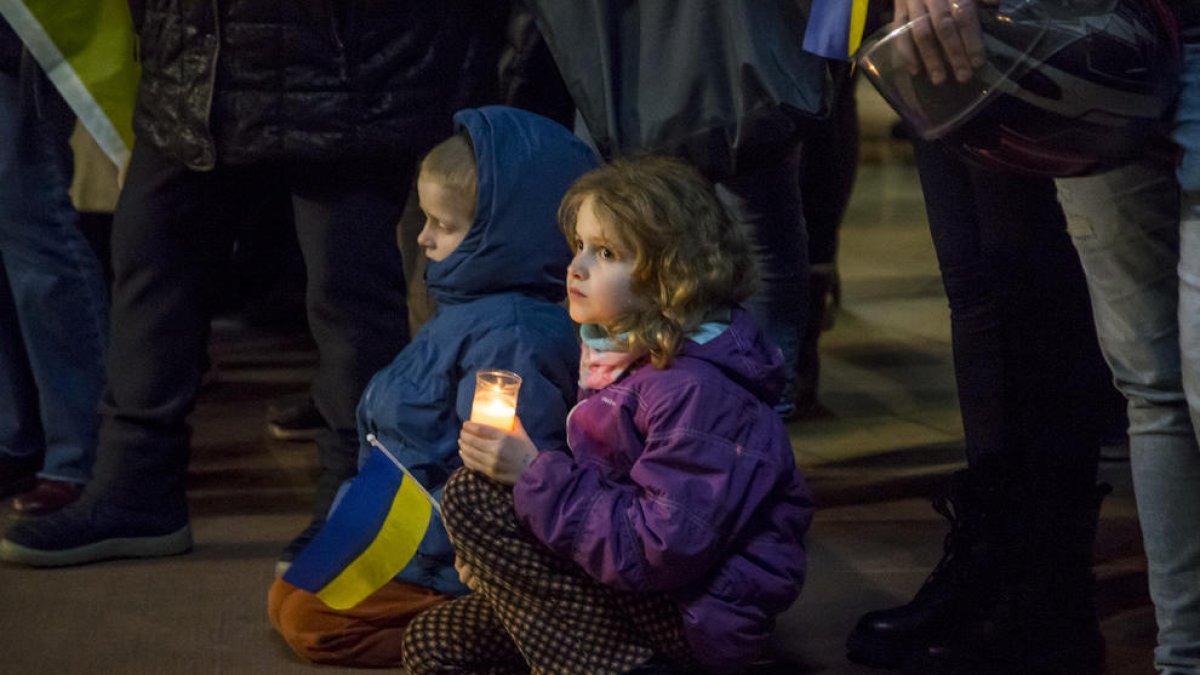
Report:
426,106,598,304
680,308,786,407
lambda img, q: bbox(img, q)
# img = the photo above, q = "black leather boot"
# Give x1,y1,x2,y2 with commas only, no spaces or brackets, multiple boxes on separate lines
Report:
846,470,1019,669
913,484,1111,675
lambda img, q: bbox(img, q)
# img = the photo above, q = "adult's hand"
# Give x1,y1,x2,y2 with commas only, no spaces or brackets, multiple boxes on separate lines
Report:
458,417,538,486
893,0,989,84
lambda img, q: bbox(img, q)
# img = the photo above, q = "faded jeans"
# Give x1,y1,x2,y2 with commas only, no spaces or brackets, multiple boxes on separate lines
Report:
0,62,108,484
1056,42,1200,674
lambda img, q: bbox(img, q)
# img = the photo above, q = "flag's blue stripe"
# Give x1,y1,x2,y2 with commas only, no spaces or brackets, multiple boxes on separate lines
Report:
803,0,854,59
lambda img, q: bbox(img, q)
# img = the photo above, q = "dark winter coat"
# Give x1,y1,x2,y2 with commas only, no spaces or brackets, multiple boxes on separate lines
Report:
514,309,814,672
131,0,505,170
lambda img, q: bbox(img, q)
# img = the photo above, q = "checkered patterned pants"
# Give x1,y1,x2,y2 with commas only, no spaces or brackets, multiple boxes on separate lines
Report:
403,467,697,675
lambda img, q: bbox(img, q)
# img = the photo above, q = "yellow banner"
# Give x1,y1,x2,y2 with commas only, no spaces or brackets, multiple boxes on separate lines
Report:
849,0,869,57
0,0,138,169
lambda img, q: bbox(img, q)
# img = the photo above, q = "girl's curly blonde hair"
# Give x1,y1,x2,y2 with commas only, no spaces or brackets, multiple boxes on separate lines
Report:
559,156,758,368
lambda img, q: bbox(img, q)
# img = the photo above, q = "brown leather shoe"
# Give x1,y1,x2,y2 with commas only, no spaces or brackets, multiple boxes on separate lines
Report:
12,480,84,516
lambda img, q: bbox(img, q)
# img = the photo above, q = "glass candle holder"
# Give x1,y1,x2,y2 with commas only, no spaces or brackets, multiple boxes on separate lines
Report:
470,369,522,431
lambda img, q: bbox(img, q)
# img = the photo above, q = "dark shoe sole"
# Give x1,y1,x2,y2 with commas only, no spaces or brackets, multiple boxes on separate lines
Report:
0,525,193,567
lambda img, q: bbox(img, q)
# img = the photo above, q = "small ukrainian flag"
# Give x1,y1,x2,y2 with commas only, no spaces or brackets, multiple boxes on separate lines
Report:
803,0,871,60
283,435,440,610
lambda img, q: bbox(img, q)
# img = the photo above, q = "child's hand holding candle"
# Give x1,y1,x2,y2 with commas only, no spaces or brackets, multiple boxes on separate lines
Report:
463,369,536,484
459,417,538,485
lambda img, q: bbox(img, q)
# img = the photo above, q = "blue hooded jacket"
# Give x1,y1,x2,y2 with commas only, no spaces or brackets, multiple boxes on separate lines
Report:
354,106,597,595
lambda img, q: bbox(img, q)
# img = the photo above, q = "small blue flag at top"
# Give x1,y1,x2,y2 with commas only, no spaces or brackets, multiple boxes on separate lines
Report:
803,0,872,60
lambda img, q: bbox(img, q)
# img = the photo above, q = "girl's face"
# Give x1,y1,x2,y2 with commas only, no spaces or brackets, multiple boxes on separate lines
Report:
566,196,643,329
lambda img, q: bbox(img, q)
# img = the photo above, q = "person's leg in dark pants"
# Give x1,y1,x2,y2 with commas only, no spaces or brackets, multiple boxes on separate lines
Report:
717,145,809,418
848,140,1111,673
796,67,859,417
281,159,411,563
92,146,252,511
0,143,246,566
916,140,1106,492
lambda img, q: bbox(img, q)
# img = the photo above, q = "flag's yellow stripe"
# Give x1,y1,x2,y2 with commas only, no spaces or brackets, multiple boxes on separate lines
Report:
59,0,138,155
316,476,433,610
848,0,870,56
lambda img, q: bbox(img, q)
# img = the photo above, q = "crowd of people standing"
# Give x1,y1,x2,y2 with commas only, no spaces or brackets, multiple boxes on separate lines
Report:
0,1,1196,674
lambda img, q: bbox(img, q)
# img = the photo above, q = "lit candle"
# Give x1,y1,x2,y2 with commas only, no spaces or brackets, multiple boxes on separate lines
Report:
470,369,522,431
471,397,517,431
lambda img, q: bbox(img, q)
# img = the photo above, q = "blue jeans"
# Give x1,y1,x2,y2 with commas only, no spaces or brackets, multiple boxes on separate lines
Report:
0,63,108,483
1056,42,1200,674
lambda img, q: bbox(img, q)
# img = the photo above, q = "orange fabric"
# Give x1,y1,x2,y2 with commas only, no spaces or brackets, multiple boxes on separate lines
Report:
268,578,450,667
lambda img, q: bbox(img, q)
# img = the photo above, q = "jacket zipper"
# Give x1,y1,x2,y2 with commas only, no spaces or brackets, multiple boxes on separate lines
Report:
199,0,220,169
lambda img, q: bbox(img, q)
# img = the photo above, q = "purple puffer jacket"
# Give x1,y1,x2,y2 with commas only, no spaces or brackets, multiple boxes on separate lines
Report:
514,309,814,673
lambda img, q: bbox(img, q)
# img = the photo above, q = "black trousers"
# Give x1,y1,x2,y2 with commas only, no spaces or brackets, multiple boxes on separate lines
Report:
91,142,411,515
914,139,1121,494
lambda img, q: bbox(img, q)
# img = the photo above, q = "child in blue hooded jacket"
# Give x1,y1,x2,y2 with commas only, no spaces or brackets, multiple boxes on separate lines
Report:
267,105,597,667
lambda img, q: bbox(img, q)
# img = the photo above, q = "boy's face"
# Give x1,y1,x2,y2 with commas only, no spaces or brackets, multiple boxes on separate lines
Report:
416,177,474,262
566,196,642,329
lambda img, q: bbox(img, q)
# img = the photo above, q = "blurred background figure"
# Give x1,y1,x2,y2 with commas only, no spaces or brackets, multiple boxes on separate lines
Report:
262,0,577,446
847,1,1172,672
0,1,506,570
1056,1,1200,665
847,140,1115,674
527,0,830,419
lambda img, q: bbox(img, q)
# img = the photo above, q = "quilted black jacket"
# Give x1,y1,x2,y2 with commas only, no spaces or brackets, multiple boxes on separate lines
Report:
132,0,503,170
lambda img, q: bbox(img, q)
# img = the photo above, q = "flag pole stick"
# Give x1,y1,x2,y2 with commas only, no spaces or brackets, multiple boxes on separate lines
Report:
366,434,443,517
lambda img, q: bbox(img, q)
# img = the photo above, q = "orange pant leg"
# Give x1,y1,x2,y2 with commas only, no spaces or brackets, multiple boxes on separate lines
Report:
268,578,449,667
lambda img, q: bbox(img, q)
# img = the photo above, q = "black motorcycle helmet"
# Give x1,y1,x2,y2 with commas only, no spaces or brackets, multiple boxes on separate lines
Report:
858,0,1180,177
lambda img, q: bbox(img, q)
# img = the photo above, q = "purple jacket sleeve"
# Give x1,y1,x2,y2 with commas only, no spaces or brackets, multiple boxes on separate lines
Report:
514,378,790,592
